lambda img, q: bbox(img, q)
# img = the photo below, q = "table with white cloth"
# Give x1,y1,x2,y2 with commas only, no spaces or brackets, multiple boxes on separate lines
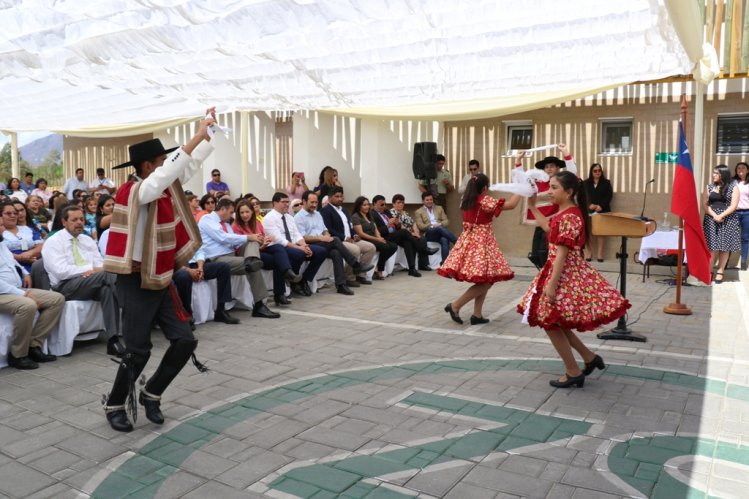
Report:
637,229,686,281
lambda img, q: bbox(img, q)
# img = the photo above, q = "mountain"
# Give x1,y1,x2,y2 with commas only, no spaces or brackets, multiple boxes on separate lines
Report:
19,134,63,167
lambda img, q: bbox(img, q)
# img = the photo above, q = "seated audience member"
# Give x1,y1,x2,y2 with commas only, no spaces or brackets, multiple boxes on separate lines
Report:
296,191,373,295
50,191,67,214
83,195,98,239
370,195,423,277
414,192,457,264
187,194,200,218
232,199,300,306
291,198,303,216
249,196,265,223
31,178,53,205
26,194,51,238
14,200,43,243
320,186,377,285
206,169,230,197
20,172,35,196
95,194,115,236
6,177,28,203
1,201,42,272
286,171,308,201
0,236,64,369
41,205,124,355
389,194,440,270
195,193,217,222
173,245,238,328
262,192,327,297
350,196,397,280
198,197,279,318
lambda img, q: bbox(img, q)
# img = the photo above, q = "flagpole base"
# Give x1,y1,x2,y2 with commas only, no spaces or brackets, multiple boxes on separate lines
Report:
663,303,692,315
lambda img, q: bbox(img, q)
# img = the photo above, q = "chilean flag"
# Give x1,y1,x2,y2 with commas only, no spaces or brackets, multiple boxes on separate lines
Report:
671,121,712,284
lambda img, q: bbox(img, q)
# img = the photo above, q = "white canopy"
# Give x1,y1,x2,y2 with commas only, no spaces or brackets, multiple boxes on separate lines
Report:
0,0,693,134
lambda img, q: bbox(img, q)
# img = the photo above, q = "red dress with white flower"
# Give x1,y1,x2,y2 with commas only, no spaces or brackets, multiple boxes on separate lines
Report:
517,207,630,331
438,195,514,283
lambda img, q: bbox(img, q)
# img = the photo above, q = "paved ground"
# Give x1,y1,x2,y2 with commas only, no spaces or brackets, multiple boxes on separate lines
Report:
1,258,747,499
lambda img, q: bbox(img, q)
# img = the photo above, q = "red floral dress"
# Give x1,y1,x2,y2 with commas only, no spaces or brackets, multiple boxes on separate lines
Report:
517,207,630,331
438,195,514,283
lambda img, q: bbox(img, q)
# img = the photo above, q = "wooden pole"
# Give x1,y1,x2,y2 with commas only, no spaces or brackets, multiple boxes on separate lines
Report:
664,94,693,315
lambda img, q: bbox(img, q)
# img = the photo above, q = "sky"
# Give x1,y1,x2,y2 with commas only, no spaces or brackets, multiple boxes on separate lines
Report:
0,131,53,148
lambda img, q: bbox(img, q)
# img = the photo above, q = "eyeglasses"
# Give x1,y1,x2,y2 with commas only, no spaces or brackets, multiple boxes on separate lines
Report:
212,173,220,177
205,201,216,206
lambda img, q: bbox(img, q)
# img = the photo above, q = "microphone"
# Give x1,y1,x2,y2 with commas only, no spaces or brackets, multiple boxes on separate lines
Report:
635,178,655,220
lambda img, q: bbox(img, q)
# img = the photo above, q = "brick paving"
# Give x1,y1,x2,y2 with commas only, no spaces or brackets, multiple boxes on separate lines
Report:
0,258,747,498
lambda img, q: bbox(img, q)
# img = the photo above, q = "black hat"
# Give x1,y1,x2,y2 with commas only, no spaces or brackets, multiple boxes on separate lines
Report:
113,139,179,170
534,156,566,170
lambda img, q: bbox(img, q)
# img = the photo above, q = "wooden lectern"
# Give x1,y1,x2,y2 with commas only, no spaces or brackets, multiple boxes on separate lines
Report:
591,213,656,342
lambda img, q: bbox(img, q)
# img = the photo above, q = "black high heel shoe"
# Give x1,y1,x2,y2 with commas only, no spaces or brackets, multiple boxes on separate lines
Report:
549,373,585,388
444,303,463,324
582,354,605,376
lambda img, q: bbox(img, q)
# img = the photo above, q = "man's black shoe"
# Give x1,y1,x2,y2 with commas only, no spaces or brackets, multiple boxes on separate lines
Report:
214,309,240,324
106,408,133,432
345,280,360,288
274,294,292,306
284,269,302,283
418,264,432,271
107,336,126,357
189,320,196,331
352,263,374,274
7,353,38,370
426,247,440,255
408,269,422,277
28,346,56,363
301,280,313,296
356,276,372,285
336,284,354,296
139,392,164,425
252,302,280,319
244,257,264,273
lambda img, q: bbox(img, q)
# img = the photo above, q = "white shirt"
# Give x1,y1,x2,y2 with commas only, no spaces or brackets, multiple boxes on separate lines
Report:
0,241,27,296
262,209,303,246
90,176,115,195
426,206,437,225
63,177,89,199
333,204,351,239
42,229,103,287
130,140,214,262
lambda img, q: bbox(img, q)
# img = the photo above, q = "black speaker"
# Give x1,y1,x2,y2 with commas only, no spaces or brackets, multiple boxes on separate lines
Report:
412,142,437,180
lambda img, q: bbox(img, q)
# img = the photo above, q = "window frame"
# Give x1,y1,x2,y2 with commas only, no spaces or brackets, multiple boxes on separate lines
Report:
599,118,633,155
504,120,533,156
716,114,749,155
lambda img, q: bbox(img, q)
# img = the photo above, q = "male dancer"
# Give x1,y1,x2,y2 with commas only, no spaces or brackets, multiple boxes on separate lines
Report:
102,109,216,432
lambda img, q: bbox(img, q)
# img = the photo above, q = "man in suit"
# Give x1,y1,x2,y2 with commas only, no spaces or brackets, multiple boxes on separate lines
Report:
370,195,422,277
320,186,376,285
414,192,457,264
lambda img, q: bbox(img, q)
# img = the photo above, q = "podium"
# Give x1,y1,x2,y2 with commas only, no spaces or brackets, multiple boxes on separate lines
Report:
591,213,656,342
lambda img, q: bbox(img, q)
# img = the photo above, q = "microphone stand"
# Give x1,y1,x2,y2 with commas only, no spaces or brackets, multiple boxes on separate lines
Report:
634,179,655,221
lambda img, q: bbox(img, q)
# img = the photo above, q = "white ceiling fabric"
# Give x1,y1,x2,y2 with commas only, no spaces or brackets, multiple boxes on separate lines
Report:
0,0,691,133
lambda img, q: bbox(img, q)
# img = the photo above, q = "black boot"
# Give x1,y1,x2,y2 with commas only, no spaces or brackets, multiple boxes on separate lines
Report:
104,351,150,431
141,339,201,424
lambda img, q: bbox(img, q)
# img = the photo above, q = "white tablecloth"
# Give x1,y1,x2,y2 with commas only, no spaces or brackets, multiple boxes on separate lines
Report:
639,230,684,262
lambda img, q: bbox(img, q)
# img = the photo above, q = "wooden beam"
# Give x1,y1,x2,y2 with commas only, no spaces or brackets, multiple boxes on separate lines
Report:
714,0,725,77
729,0,743,76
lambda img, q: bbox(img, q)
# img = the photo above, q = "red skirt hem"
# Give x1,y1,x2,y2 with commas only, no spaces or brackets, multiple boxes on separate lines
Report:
438,268,514,283
516,300,631,332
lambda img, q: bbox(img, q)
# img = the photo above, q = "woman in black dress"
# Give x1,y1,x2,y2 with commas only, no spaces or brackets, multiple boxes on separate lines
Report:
702,164,740,283
350,196,397,280
582,163,612,261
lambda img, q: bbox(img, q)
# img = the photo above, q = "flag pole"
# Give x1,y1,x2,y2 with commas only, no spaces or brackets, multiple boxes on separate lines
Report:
664,94,692,315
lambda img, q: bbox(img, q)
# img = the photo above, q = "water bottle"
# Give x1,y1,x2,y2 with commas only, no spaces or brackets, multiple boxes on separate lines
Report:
661,212,671,231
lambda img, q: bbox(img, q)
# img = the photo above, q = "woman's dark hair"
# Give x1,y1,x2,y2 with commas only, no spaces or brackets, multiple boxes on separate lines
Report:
12,200,34,227
35,178,47,189
391,194,405,204
586,163,606,182
50,201,77,232
96,194,113,217
460,173,489,210
7,177,20,191
317,166,333,188
713,164,732,198
733,162,749,185
554,171,590,245
352,196,370,218
234,199,258,233
199,193,216,210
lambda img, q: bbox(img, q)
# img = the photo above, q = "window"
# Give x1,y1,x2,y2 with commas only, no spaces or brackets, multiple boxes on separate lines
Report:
507,124,533,154
600,119,632,154
717,115,749,154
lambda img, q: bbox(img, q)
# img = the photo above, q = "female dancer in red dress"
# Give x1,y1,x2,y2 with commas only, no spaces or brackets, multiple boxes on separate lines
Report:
439,173,520,325
518,171,630,388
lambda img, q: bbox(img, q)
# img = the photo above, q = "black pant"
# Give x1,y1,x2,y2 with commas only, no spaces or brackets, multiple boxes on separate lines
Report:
172,261,232,315
384,228,418,269
370,239,398,271
529,226,548,269
315,236,358,285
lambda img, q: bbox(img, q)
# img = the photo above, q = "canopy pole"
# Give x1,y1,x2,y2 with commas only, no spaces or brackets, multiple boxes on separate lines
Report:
9,132,20,178
693,82,705,199
241,111,249,195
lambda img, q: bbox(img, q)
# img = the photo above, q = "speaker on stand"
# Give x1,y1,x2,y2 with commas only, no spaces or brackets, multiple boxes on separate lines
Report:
413,142,438,195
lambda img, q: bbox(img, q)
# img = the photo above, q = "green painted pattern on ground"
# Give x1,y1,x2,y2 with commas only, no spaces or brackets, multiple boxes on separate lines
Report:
92,359,749,498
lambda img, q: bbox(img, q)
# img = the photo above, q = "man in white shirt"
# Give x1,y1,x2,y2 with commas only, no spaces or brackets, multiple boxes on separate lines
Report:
263,192,327,297
63,168,89,199
296,191,373,296
0,238,64,369
42,205,122,355
89,168,117,196
198,197,279,319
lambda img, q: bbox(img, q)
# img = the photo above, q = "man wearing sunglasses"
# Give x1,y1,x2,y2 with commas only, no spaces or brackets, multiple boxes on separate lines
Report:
206,169,230,197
